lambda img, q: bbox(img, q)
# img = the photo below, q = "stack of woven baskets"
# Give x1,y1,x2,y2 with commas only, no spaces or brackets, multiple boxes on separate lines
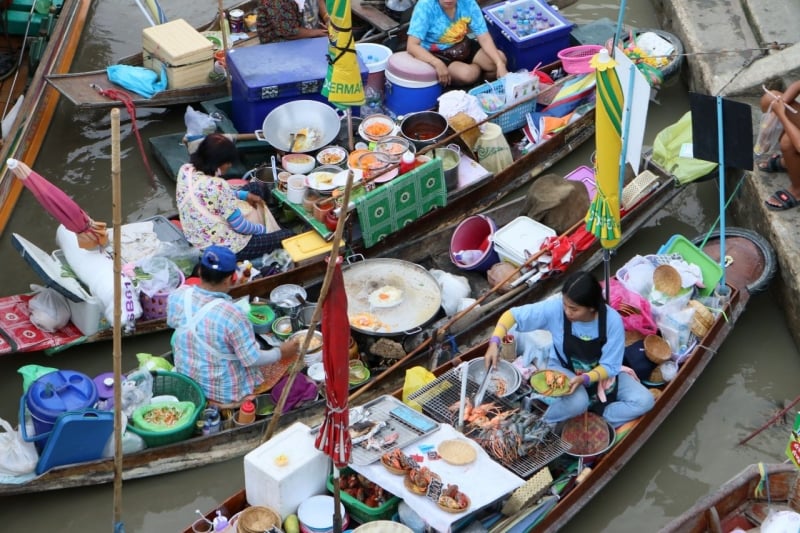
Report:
236,506,282,533
688,300,714,338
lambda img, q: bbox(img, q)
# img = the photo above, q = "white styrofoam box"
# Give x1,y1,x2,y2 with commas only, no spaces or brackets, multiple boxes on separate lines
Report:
244,421,331,519
492,216,556,266
52,250,108,336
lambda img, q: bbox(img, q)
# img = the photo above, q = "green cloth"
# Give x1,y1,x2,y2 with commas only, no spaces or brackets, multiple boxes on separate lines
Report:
355,158,447,247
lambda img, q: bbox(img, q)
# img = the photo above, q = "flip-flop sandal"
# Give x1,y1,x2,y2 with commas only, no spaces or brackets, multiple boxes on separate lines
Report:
765,189,800,210
758,154,788,173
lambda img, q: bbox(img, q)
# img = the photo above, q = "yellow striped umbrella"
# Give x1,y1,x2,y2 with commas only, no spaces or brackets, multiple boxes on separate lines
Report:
585,48,623,248
322,0,365,108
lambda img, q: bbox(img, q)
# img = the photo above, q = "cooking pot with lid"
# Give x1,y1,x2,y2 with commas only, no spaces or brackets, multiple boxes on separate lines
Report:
342,257,442,336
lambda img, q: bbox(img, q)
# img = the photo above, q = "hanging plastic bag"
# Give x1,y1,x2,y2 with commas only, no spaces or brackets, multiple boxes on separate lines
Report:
134,257,182,298
0,417,39,476
403,366,436,412
754,101,784,157
106,64,168,99
27,284,71,332
651,111,718,185
120,369,154,418
17,364,58,394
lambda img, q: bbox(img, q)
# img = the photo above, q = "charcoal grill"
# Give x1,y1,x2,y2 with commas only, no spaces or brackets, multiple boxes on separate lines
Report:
408,366,570,478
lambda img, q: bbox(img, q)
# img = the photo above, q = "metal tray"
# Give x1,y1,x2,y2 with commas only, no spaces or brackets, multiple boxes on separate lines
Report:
349,394,440,466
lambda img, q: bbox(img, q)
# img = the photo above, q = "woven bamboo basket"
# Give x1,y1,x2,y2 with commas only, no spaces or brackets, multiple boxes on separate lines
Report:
688,300,714,338
237,506,281,533
653,264,682,296
644,335,672,364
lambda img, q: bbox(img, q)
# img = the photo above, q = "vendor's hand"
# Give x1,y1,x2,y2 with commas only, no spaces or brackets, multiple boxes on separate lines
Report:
484,342,499,370
568,375,583,395
496,62,508,79
434,61,451,86
245,192,264,208
279,338,300,361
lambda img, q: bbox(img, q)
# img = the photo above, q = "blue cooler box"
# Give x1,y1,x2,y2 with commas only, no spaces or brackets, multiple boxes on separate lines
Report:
227,37,369,133
483,0,574,71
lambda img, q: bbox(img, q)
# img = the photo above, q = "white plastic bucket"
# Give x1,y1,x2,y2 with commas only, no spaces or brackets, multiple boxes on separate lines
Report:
356,43,393,96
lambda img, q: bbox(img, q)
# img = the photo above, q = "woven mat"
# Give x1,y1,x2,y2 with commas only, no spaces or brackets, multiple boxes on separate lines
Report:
355,158,447,248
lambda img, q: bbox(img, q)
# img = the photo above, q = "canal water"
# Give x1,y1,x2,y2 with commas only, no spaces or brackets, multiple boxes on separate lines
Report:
0,1,798,531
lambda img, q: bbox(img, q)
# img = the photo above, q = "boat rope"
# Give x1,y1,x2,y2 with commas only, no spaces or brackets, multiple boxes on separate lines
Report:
90,84,157,187
696,172,747,249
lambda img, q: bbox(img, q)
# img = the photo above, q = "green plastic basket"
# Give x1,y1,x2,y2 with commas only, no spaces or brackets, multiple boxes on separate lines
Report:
127,371,206,447
328,467,400,524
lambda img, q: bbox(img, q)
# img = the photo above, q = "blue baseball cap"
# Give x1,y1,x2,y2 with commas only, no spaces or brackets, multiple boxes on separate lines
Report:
201,245,237,273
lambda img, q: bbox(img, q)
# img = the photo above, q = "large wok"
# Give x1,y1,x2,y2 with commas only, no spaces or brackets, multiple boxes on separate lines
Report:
343,258,442,336
255,100,341,153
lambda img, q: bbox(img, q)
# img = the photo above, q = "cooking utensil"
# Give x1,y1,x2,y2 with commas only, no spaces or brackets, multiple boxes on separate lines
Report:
467,358,521,397
342,258,442,336
472,368,492,408
290,130,307,152
270,156,278,182
255,100,341,153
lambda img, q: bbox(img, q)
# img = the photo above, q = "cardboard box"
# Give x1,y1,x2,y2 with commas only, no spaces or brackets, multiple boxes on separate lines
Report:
244,422,331,519
483,0,574,71
142,18,213,89
227,37,368,133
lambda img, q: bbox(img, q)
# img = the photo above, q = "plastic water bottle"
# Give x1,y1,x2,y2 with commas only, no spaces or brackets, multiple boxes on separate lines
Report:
360,86,382,117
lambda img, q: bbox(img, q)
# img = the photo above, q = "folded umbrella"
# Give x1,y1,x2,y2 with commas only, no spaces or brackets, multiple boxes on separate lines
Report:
8,158,108,249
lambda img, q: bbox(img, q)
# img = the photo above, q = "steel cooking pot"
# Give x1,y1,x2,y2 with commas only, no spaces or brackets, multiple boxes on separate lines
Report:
400,111,449,151
255,100,341,152
342,258,442,336
270,284,308,316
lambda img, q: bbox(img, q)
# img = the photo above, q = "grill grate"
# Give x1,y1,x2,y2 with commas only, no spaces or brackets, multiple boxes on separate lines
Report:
408,367,570,478
349,395,440,466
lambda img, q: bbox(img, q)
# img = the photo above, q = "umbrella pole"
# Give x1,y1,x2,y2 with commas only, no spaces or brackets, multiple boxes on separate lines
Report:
218,0,232,96
263,170,356,442
715,95,730,297
110,108,125,531
333,466,343,533
346,108,354,152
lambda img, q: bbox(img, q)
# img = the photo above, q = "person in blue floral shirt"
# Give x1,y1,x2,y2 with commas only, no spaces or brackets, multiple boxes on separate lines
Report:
407,0,507,86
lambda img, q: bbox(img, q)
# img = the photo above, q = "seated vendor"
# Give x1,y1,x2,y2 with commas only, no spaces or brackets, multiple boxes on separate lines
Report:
257,0,328,44
484,271,654,428
406,0,507,87
167,245,298,405
175,133,294,261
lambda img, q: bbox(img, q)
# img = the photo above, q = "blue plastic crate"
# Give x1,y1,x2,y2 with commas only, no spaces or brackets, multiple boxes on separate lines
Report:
468,79,537,133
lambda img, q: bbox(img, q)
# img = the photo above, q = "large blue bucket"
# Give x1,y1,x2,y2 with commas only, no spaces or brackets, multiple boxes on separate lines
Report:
450,215,500,271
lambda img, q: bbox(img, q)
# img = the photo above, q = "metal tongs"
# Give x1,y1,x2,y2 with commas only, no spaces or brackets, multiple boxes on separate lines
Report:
473,368,493,408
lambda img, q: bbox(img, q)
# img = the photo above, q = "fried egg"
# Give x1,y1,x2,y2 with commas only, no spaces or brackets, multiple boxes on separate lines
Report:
368,285,404,308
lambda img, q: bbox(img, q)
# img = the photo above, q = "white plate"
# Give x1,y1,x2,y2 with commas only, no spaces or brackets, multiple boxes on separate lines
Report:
307,362,326,382
333,168,364,187
316,146,348,166
306,170,340,191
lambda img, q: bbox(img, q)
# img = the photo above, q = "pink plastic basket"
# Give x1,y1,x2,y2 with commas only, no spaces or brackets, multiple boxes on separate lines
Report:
140,270,185,321
557,45,604,74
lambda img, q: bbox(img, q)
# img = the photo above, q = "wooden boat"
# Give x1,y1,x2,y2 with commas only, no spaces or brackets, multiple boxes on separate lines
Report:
661,463,800,533
0,0,91,235
43,0,410,110
0,154,684,496
1,67,598,356
185,222,768,533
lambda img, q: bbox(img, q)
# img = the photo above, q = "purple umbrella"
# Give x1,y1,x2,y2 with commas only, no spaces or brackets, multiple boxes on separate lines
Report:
8,158,107,249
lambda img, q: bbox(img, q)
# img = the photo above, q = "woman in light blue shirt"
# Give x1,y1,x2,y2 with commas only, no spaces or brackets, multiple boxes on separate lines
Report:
407,0,507,86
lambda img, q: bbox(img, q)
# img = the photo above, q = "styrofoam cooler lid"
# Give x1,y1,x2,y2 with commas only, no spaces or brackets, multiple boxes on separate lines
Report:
356,43,393,73
385,69,439,89
27,370,98,421
493,216,557,261
11,233,87,303
386,51,438,83
298,495,347,530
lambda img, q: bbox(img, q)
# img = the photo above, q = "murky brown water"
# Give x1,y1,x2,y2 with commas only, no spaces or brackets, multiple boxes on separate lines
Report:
0,1,797,531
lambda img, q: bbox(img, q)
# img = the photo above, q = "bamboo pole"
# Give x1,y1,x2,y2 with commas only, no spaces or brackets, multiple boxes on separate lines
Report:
349,218,584,402
739,394,800,446
262,171,355,443
110,108,124,529
219,0,232,96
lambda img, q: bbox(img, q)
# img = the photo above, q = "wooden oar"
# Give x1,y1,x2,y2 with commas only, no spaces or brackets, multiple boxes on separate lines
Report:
738,394,800,445
349,218,584,402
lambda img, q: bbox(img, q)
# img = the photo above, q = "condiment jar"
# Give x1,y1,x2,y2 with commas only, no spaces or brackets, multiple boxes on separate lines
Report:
237,400,256,424
399,150,416,174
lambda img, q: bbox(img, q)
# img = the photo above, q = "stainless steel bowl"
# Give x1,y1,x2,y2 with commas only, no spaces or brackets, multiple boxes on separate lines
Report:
467,358,522,397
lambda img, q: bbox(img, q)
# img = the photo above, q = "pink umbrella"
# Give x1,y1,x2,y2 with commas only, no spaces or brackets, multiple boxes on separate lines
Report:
8,158,107,249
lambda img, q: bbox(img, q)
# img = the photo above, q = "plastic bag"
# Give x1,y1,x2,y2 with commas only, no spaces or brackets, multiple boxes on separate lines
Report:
155,240,201,277
120,369,154,418
762,509,800,533
0,417,38,476
17,364,58,394
754,102,784,157
28,284,71,332
184,105,219,137
106,64,167,99
134,257,182,297
605,279,658,336
652,111,718,185
429,269,471,316
403,366,435,412
136,352,174,372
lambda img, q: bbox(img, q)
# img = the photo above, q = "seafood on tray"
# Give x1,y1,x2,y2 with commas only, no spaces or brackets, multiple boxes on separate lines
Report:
448,398,517,429
471,412,553,463
341,471,390,508
381,448,417,474
348,420,386,444
437,484,470,512
405,466,440,495
530,369,571,396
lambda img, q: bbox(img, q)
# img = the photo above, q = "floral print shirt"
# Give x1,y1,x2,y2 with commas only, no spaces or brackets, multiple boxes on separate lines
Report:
407,0,488,51
175,163,250,252
257,0,303,44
